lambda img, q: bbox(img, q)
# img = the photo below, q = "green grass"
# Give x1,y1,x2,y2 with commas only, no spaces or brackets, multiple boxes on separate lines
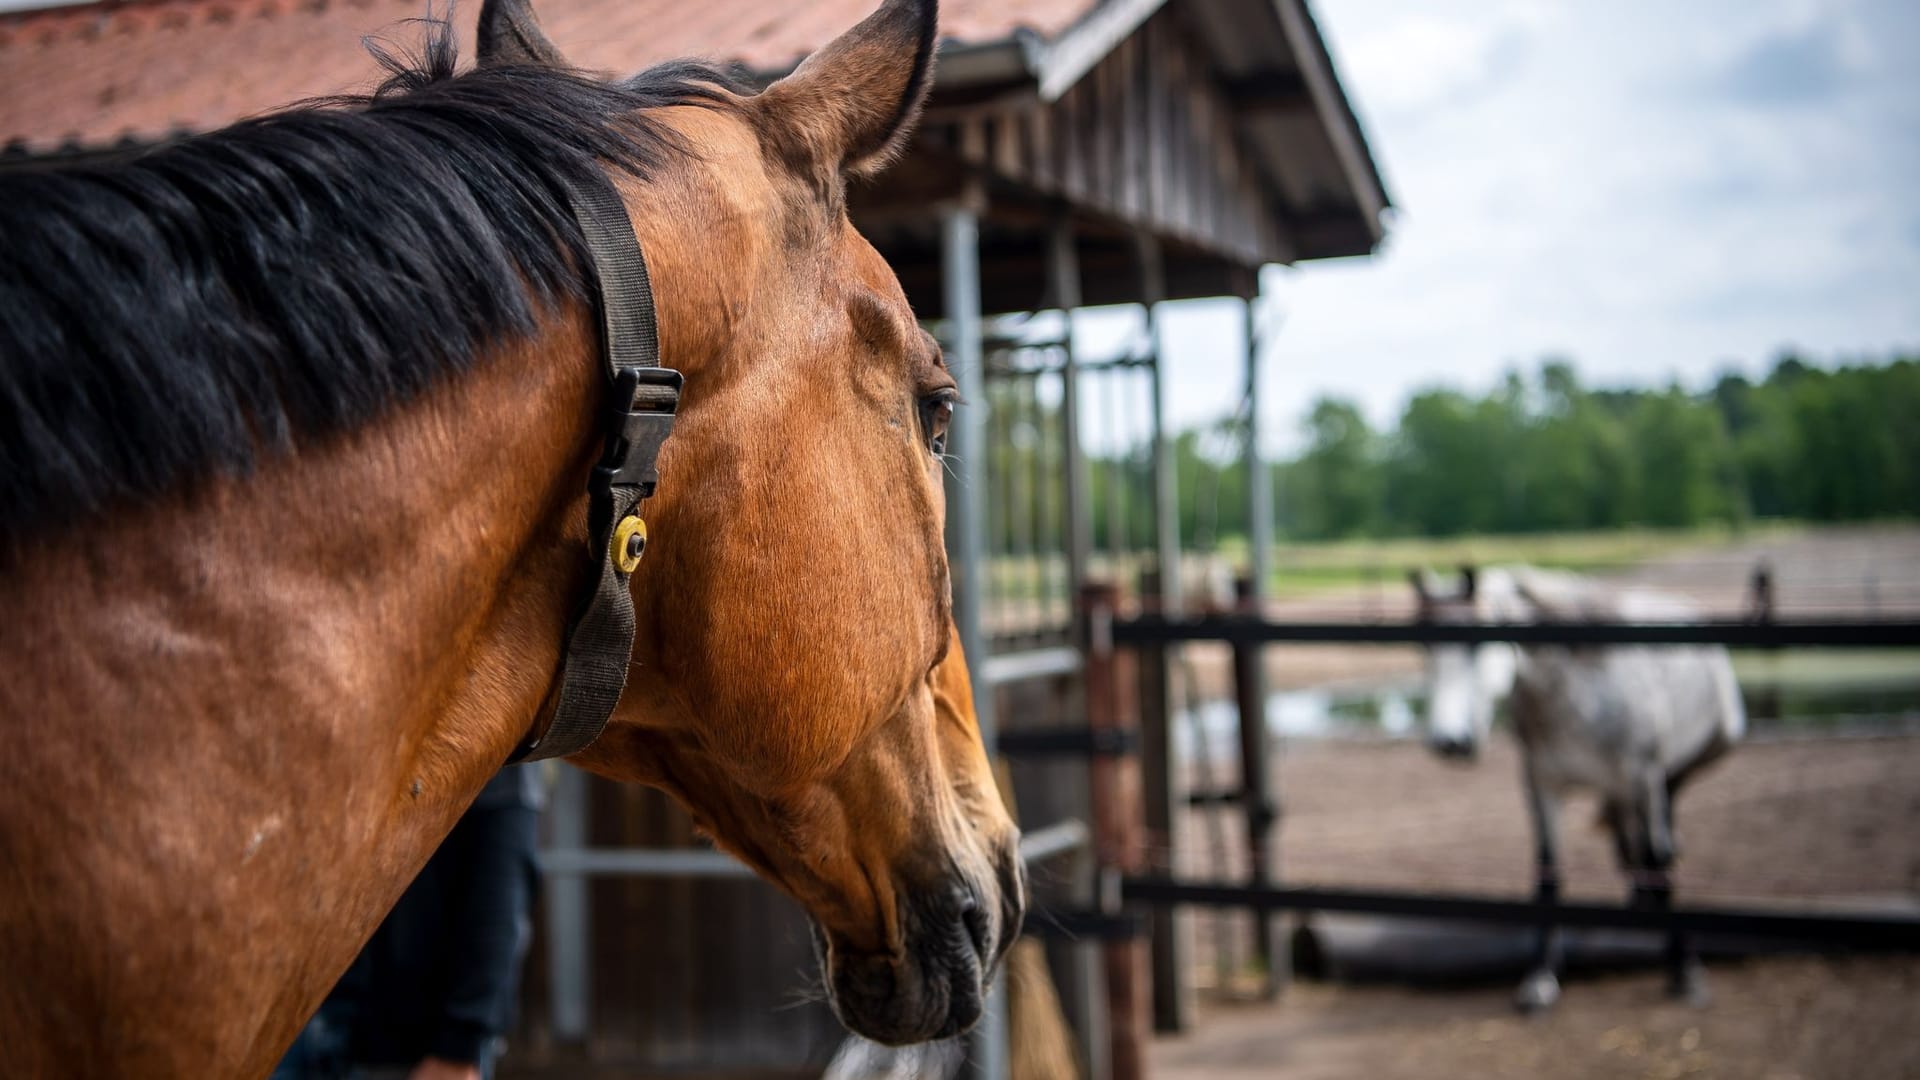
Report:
1261,524,1802,599
1731,649,1920,690
979,523,1816,604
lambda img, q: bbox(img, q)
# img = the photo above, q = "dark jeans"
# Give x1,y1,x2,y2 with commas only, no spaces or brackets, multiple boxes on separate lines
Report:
270,1007,499,1080
268,1006,350,1080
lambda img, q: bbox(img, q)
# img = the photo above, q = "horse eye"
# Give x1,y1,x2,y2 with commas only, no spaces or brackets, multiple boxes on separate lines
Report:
919,391,956,455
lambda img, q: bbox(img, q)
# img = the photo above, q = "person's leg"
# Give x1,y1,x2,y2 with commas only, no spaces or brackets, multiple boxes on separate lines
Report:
269,1006,350,1080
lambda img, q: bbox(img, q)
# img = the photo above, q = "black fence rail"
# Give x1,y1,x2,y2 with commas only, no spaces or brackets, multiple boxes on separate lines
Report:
1113,615,1920,648
1076,587,1920,1072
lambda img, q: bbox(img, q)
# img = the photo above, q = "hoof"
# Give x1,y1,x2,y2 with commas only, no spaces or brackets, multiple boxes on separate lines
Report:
1669,963,1711,1008
1514,970,1561,1014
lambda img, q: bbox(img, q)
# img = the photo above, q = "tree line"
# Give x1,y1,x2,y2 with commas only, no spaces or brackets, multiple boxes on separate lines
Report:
1068,352,1919,549
1276,352,1919,540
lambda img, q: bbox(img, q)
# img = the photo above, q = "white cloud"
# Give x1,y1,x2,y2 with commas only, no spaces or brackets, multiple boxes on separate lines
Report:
1100,0,1920,453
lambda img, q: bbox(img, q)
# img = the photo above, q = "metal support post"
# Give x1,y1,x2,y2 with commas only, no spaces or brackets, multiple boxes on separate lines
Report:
545,765,591,1041
1243,295,1273,601
1049,217,1092,595
941,202,1009,1080
1134,233,1181,612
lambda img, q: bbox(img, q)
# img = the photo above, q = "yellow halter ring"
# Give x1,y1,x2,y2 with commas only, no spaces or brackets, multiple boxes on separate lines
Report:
613,515,649,574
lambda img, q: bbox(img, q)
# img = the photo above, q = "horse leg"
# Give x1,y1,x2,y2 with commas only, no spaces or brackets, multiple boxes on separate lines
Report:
1634,768,1709,1006
1515,762,1563,1013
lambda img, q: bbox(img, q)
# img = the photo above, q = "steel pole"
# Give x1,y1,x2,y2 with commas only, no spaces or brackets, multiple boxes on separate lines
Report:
941,203,1009,1080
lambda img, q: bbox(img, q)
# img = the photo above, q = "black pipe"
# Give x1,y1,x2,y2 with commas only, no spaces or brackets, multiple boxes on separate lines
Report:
1120,877,1920,950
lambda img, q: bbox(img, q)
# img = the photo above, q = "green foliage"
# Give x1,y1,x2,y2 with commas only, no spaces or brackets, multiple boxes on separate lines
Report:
1291,398,1380,539
1024,350,1913,557
1147,351,1917,548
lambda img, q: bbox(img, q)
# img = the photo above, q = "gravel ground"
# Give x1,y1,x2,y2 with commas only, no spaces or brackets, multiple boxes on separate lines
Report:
1150,955,1920,1080
1154,528,1920,1077
1155,696,1920,1079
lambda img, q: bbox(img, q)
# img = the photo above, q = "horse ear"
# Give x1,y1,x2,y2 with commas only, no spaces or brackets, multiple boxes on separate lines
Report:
477,0,566,68
1407,569,1430,603
756,0,938,177
1458,565,1478,601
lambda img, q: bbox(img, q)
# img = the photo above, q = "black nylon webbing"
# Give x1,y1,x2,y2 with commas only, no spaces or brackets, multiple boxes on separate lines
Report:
570,177,658,374
527,483,644,761
512,172,675,763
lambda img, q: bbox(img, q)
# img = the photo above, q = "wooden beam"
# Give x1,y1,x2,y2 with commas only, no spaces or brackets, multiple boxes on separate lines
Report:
1221,70,1314,113
1081,582,1148,1080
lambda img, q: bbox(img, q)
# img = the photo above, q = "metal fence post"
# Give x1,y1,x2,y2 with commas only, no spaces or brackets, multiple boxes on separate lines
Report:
941,201,1010,1080
1050,218,1092,599
1244,294,1273,601
1231,576,1283,995
545,765,591,1042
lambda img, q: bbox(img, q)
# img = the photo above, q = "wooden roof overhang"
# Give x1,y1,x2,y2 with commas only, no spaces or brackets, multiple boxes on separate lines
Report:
839,0,1393,317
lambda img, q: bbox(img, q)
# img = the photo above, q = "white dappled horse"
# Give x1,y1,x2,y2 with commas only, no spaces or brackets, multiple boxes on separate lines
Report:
1411,565,1744,1010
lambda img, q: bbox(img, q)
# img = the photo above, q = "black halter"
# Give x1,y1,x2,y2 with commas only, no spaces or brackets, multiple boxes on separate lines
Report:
510,171,681,762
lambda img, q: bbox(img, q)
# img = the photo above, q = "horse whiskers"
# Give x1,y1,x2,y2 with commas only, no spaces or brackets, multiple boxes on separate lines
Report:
775,965,833,1011
1024,904,1083,944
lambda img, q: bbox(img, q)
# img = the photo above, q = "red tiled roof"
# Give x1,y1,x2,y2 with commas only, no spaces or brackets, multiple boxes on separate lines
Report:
0,0,1095,155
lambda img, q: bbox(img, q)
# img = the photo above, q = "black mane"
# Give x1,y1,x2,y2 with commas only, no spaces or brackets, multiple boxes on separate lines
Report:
0,19,735,544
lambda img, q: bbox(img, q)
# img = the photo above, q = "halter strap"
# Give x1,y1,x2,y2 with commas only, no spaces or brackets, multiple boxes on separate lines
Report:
510,171,681,763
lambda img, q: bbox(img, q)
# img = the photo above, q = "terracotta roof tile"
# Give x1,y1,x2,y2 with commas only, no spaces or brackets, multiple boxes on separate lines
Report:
0,0,1097,155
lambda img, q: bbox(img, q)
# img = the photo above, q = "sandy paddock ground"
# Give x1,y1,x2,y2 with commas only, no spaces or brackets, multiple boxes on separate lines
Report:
1149,954,1920,1080
1150,735,1920,1079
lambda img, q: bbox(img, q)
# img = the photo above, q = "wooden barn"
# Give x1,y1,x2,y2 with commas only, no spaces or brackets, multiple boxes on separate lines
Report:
0,0,1388,1076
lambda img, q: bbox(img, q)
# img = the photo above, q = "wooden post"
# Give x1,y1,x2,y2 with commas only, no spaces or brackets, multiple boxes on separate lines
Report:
1232,575,1283,995
1238,293,1283,995
1133,230,1191,1035
1134,570,1187,1033
1082,582,1147,1080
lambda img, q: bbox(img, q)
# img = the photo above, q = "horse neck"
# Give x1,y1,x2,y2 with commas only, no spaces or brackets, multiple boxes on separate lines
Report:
0,314,602,1074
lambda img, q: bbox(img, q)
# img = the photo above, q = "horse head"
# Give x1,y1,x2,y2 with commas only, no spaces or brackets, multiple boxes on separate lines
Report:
1410,565,1519,759
476,0,1022,1044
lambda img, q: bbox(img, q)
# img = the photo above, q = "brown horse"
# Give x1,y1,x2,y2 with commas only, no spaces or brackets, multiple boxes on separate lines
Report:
0,0,1021,1074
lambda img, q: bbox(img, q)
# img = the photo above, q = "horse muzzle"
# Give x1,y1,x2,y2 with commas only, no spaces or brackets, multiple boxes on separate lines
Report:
1428,734,1481,761
816,832,1026,1045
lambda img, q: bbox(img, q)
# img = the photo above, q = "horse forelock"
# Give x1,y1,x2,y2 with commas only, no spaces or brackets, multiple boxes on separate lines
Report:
0,13,742,547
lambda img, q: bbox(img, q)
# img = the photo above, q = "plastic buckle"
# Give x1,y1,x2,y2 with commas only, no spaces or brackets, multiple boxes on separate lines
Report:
595,366,683,498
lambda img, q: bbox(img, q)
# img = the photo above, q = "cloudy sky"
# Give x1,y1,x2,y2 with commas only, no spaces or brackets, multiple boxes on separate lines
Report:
1080,0,1920,449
